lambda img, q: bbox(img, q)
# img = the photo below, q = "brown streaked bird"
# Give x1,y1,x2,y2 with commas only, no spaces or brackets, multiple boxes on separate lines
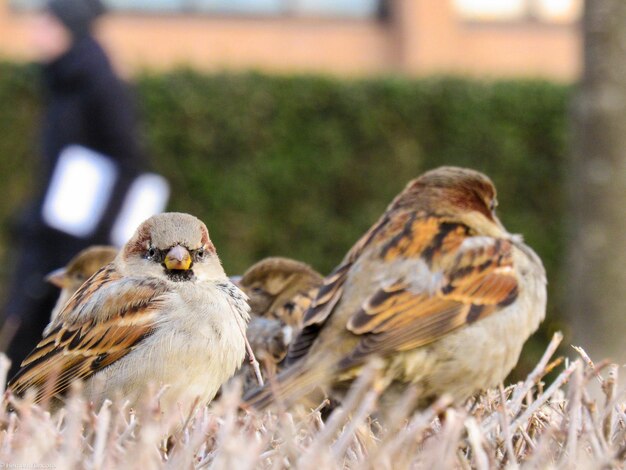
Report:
244,167,547,411
46,245,118,324
236,257,323,389
240,257,323,329
9,213,250,412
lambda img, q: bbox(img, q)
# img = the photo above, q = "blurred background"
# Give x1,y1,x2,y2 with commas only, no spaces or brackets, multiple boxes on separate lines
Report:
0,0,623,379
2,0,581,78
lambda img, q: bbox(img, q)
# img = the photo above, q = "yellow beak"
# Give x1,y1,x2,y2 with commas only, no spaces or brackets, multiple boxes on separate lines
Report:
164,245,192,271
46,267,68,288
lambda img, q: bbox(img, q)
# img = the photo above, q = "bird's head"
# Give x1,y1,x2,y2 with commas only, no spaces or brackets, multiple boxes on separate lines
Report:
47,245,118,292
392,166,506,236
122,212,225,282
239,257,322,323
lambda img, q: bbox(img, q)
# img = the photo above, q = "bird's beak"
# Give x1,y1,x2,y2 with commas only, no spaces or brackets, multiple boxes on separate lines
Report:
45,267,68,288
492,214,507,233
164,245,192,271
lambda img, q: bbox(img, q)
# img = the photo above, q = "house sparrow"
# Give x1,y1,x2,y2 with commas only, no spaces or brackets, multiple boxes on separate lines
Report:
46,245,118,323
240,257,322,329
8,213,250,412
234,257,322,390
244,167,547,411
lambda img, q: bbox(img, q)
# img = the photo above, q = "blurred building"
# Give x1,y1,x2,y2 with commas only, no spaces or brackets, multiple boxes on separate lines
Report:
0,0,582,79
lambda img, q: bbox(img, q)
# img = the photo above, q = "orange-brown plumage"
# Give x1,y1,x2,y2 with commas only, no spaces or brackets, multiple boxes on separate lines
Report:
236,257,323,390
9,213,250,411
245,167,546,411
45,245,118,323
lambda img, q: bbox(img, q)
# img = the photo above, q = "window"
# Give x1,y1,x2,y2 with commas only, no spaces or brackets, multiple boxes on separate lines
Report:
105,0,283,15
453,0,582,23
10,0,46,9
285,0,381,19
79,0,382,18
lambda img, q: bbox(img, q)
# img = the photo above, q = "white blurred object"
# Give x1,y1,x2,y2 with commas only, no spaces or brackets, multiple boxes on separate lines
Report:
110,173,170,247
42,145,118,237
533,0,581,22
453,0,526,20
453,0,580,22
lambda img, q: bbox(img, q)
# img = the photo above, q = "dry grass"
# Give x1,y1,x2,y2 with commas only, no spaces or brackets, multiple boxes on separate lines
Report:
0,333,624,469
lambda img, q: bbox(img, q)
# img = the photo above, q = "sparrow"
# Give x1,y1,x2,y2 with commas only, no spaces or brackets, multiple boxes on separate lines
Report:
234,257,323,390
244,167,547,411
8,212,250,411
46,245,118,324
240,257,322,329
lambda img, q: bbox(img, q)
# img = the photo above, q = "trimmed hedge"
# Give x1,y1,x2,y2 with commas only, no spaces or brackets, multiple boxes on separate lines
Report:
0,63,570,376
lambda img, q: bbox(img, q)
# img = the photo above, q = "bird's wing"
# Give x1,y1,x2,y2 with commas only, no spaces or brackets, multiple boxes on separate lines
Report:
340,231,518,368
269,285,319,329
287,208,519,368
8,265,169,402
284,212,394,365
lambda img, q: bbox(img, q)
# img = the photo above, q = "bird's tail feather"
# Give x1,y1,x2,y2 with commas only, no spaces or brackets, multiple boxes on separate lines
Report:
243,360,334,410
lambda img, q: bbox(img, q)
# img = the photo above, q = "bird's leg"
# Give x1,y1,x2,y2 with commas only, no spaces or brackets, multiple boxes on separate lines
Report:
243,332,264,387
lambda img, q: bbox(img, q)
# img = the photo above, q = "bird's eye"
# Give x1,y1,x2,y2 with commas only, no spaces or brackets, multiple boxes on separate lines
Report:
194,248,205,261
252,287,265,294
146,247,157,260
489,199,498,212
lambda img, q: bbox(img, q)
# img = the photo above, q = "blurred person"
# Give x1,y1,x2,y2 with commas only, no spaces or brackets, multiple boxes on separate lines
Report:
0,0,156,378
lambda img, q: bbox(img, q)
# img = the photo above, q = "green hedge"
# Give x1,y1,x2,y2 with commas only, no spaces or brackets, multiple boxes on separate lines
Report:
0,63,571,377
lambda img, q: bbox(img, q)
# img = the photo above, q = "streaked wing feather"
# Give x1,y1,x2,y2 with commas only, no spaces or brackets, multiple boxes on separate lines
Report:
284,214,396,366
284,263,353,366
342,235,518,368
8,269,168,402
272,286,319,328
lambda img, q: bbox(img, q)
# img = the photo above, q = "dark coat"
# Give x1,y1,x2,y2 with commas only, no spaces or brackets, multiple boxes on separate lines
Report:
31,34,144,241
2,35,145,377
